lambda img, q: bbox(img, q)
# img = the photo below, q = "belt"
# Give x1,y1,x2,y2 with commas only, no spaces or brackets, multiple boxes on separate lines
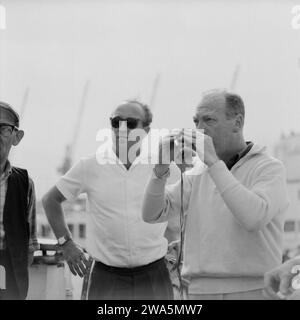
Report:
93,257,166,275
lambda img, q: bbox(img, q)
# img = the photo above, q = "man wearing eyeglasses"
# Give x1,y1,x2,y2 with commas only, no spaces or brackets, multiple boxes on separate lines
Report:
0,101,39,300
42,100,174,300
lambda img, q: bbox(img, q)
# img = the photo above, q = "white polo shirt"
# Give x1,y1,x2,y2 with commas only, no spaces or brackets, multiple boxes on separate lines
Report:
56,147,168,268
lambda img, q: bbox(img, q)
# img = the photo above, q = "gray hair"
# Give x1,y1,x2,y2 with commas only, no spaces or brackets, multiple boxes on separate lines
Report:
124,99,153,127
224,92,245,119
0,101,20,127
202,89,245,120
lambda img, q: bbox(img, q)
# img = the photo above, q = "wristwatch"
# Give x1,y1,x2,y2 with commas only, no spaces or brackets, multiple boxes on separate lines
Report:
57,234,72,246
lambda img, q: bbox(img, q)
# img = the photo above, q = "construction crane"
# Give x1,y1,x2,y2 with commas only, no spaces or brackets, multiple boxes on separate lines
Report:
9,87,30,160
230,65,241,91
149,73,161,109
57,80,90,175
19,87,30,120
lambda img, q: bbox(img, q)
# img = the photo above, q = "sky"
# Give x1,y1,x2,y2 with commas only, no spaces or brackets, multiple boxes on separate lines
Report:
0,0,300,198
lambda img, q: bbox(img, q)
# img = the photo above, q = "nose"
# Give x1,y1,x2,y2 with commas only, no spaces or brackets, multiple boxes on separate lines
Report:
118,121,128,134
196,120,204,130
195,122,208,136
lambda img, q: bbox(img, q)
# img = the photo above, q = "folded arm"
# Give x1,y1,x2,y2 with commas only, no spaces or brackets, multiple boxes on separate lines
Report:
209,160,289,231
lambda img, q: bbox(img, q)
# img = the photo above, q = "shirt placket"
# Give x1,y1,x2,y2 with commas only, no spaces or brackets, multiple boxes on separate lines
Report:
127,172,139,267
116,158,142,267
126,167,140,267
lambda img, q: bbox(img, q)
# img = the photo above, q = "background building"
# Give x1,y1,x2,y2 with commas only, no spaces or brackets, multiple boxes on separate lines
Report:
274,132,300,255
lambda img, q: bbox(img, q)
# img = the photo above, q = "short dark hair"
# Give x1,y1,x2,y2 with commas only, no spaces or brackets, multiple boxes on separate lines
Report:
224,92,245,119
124,99,153,127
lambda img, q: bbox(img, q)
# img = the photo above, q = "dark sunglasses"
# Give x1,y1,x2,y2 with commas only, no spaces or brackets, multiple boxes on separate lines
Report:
110,116,142,130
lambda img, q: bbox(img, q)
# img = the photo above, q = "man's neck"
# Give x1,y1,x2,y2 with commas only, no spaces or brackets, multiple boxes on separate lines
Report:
219,138,247,165
114,147,141,170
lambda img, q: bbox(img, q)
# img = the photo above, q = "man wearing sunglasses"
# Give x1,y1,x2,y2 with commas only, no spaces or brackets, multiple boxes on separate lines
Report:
43,100,174,300
0,101,39,300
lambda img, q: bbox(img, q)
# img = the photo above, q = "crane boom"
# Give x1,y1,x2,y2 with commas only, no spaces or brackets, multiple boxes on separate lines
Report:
230,65,241,91
20,87,30,120
71,80,90,155
57,80,90,175
149,73,161,109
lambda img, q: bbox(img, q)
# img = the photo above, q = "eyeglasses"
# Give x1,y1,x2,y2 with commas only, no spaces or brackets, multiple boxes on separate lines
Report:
110,116,142,130
0,125,18,137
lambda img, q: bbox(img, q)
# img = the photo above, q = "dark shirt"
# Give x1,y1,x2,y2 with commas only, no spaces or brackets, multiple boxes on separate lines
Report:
226,141,254,170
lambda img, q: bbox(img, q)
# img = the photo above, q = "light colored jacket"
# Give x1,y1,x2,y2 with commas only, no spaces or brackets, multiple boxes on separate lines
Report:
143,144,289,294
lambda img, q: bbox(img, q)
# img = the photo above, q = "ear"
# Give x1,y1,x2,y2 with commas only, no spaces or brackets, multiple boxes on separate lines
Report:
12,130,24,146
233,114,244,132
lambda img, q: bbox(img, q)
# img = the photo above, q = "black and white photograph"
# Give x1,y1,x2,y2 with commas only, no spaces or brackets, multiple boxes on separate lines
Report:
0,0,300,312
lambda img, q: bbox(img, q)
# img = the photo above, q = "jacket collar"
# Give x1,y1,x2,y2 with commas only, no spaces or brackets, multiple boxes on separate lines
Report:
232,143,267,169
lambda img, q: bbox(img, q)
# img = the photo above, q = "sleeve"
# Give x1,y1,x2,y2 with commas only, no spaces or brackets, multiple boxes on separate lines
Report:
27,178,40,253
55,159,86,201
142,171,193,223
163,174,193,221
208,159,289,231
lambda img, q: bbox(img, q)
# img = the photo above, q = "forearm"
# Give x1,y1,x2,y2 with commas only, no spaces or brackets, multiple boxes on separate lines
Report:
142,174,168,223
42,197,70,238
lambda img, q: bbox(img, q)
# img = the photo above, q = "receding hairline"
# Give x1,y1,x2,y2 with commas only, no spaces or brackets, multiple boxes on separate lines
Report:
0,101,20,127
112,99,153,126
197,89,245,119
113,101,145,117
